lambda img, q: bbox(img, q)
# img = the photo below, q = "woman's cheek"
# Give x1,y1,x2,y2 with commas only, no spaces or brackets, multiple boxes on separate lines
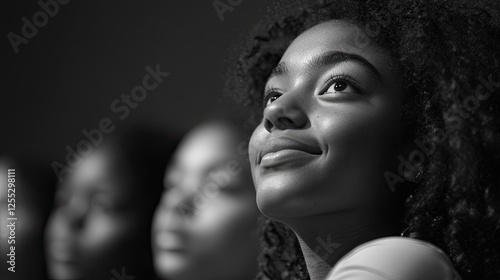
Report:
249,124,266,164
81,213,139,251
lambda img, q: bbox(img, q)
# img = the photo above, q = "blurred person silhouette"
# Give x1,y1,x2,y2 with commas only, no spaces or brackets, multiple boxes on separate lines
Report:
0,157,55,280
45,129,176,280
152,119,260,280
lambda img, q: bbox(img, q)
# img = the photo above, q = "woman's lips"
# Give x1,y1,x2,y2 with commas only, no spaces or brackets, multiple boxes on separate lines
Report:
155,231,187,252
260,149,319,168
47,241,78,263
258,136,322,168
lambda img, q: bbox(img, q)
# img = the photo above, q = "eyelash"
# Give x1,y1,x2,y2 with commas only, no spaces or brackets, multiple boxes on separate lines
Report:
322,74,363,95
263,73,364,107
263,87,283,107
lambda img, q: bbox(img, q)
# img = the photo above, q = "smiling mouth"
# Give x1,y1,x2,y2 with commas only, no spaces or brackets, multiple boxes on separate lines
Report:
258,137,322,168
260,149,319,168
47,241,79,263
155,231,187,252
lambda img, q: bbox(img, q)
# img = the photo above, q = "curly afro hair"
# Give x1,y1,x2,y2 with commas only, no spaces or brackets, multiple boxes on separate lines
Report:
224,0,500,279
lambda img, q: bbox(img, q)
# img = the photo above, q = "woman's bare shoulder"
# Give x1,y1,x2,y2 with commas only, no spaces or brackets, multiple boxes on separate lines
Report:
327,236,462,280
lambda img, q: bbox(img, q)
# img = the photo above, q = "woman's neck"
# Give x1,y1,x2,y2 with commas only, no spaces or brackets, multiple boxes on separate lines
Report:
286,209,401,280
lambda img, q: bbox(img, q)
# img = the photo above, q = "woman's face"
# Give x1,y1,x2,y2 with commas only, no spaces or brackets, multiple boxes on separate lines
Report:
249,20,402,220
152,123,259,280
45,150,148,279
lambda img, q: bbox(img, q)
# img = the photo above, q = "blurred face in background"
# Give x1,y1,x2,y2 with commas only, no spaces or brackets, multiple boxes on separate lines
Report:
45,148,154,280
153,122,260,280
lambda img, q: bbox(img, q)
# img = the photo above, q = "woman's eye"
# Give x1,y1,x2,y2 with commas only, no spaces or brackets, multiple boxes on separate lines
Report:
265,94,281,106
91,195,121,214
324,80,356,94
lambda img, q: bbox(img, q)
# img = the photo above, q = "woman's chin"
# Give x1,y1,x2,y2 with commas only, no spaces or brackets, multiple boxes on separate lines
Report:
154,252,192,279
47,261,82,280
256,182,316,221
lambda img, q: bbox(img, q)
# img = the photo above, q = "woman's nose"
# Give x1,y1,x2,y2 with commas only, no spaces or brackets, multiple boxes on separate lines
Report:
158,179,201,219
58,197,90,230
263,93,308,132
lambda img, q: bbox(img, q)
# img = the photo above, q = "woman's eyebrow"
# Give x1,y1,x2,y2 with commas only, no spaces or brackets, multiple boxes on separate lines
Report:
267,51,384,83
204,157,236,177
268,62,290,81
308,51,382,80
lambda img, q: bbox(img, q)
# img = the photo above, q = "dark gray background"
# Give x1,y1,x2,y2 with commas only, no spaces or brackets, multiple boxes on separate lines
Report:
2,0,267,163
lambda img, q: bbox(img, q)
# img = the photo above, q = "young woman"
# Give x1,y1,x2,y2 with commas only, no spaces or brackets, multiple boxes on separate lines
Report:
45,130,175,280
152,120,261,280
226,0,500,279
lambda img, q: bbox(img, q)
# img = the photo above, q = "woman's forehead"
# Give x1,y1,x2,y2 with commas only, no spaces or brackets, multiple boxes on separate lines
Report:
278,20,398,86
